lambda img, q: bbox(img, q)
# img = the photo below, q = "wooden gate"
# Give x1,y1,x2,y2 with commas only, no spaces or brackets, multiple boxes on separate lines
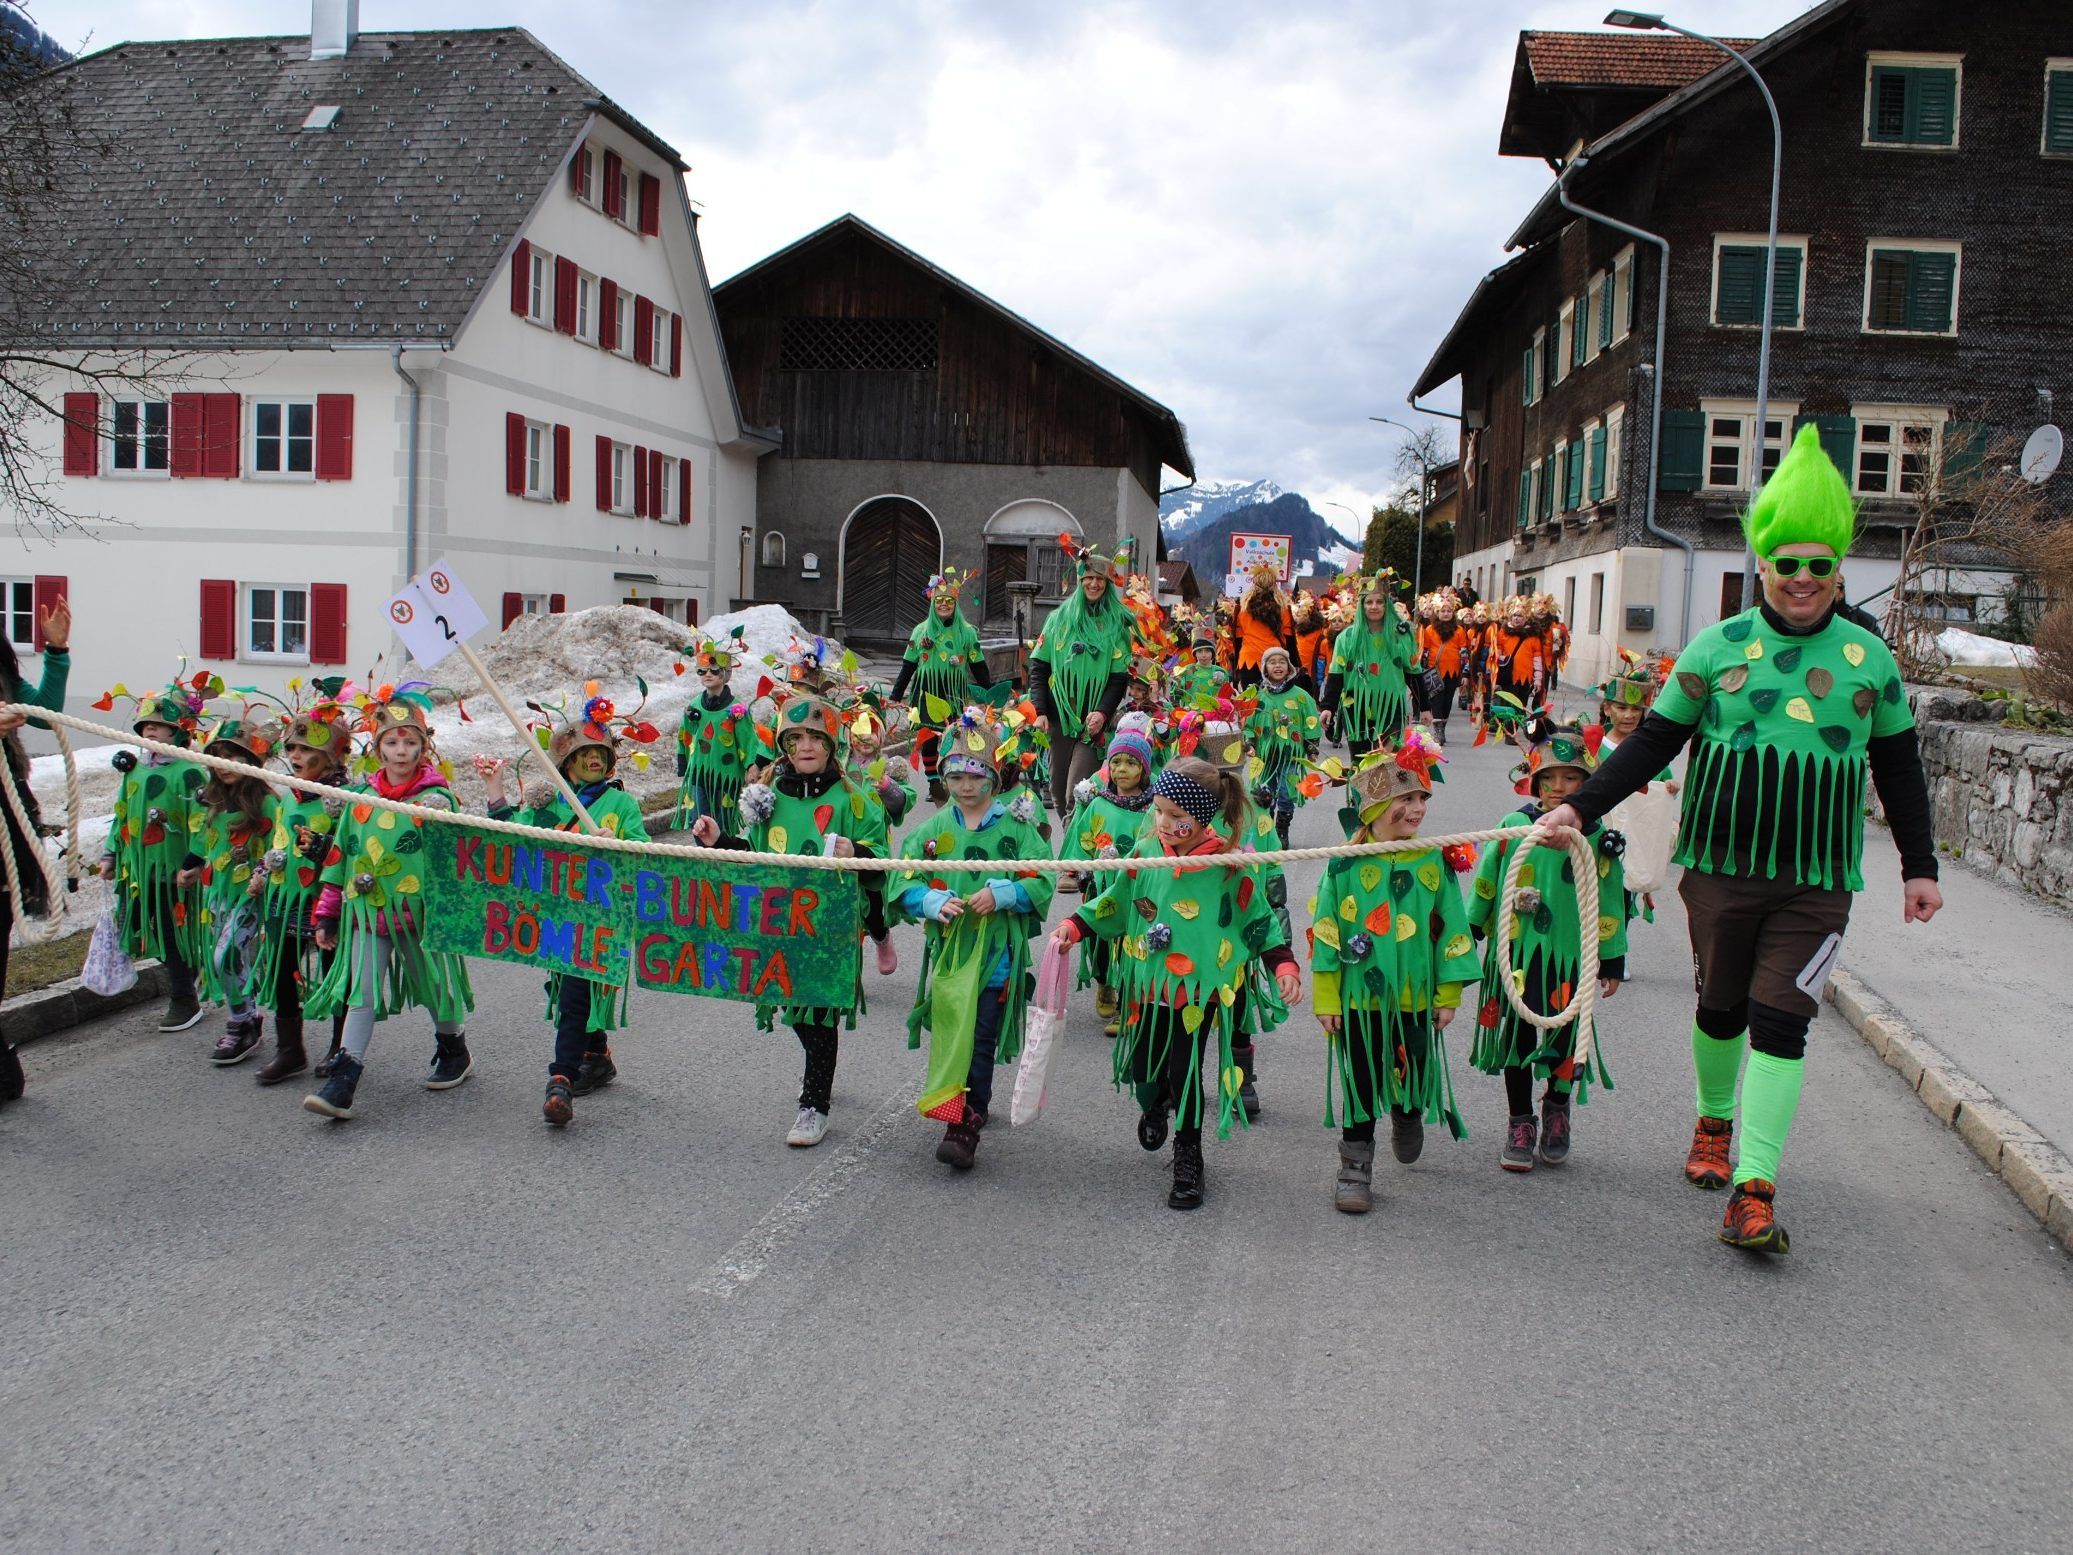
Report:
842,497,940,641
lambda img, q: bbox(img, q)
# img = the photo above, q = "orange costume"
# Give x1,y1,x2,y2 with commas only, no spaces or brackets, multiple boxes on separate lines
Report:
1237,598,1290,674
1295,622,1326,685
1484,627,1545,702
1418,621,1470,681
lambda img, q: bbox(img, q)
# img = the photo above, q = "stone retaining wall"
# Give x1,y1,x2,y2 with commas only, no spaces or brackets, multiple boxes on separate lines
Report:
1906,686,2073,902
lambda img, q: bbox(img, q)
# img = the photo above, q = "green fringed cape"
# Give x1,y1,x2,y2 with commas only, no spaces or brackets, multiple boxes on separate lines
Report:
903,609,987,729
1169,662,1231,710
250,788,340,1010
1465,808,1627,1102
1650,606,1915,892
305,782,475,1028
192,804,268,1004
1077,832,1288,1138
1029,591,1133,740
108,758,208,966
745,778,872,1031
1308,846,1482,1136
673,692,752,831
1061,780,1154,989
1327,617,1416,744
498,784,650,1036
1234,808,1293,1036
1245,681,1321,802
891,798,1055,1119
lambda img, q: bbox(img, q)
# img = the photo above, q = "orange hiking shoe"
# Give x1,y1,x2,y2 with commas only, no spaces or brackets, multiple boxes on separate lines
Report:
1684,1116,1733,1190
1719,1177,1789,1254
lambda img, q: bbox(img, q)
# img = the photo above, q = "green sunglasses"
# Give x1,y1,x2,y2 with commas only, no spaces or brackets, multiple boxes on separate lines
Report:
1769,555,1838,579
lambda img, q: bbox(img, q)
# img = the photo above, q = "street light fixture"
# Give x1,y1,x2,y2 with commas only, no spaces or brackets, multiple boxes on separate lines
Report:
1369,415,1433,598
1605,7,1781,610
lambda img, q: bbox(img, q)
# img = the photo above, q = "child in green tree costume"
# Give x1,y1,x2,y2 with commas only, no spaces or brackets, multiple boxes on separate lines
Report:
673,629,755,834
186,714,283,1069
1308,731,1482,1214
892,708,1055,1171
1467,722,1628,1173
1320,572,1417,760
1170,626,1230,709
1222,727,1295,1123
889,568,993,803
1063,725,1158,1028
1246,644,1321,848
95,671,212,1032
302,687,475,1122
1029,538,1135,815
845,692,918,978
480,681,662,1129
1543,422,1941,1255
250,691,353,1087
1052,752,1303,1211
692,688,876,1149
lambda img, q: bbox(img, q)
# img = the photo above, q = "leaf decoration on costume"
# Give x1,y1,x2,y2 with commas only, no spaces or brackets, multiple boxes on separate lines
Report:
1748,688,1780,714
1745,640,1765,661
1841,642,1866,667
1883,677,1903,705
1805,666,1834,699
1719,664,1749,694
1774,646,1803,672
1133,895,1157,922
1397,912,1420,942
1721,618,1752,643
1853,688,1877,717
1364,902,1392,935
1729,721,1758,753
1676,672,1706,701
1171,899,1200,920
1785,697,1815,723
1819,725,1853,752
1389,870,1414,901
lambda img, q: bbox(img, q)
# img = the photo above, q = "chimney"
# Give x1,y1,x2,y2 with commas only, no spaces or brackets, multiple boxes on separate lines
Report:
310,0,360,60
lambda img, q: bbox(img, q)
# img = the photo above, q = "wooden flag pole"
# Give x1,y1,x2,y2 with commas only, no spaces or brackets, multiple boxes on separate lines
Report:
451,636,603,836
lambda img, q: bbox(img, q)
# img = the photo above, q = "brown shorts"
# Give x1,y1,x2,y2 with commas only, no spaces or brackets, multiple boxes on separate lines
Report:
1678,869,1854,1020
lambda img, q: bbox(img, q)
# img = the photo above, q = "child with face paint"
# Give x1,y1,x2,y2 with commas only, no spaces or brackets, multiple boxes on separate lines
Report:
479,686,655,1128
1051,753,1303,1211
183,716,282,1067
692,690,877,1148
302,690,475,1121
892,709,1055,1171
1170,629,1230,709
1308,734,1481,1213
673,632,753,835
249,700,353,1085
1063,727,1158,1032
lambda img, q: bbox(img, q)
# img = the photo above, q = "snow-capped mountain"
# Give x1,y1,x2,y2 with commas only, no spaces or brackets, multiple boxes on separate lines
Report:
1166,488,1363,597
1160,478,1284,542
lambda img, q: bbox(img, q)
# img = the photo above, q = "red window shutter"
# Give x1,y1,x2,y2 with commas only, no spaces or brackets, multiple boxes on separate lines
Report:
199,579,237,660
649,595,666,613
503,591,523,629
505,412,526,496
310,583,348,665
686,597,698,628
31,576,67,652
638,172,661,236
670,313,683,378
569,145,588,196
62,392,97,476
552,424,571,503
596,435,612,511
633,444,649,517
633,296,655,366
510,238,531,314
554,256,577,334
651,449,667,521
170,393,204,477
201,393,241,478
679,457,692,525
602,151,623,218
599,279,619,350
314,393,354,481
549,593,567,614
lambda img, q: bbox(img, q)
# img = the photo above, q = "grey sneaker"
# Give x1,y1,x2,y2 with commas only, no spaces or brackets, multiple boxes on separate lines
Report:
1539,1093,1573,1165
786,1107,828,1147
159,995,204,1033
1501,1113,1537,1173
1334,1140,1374,1214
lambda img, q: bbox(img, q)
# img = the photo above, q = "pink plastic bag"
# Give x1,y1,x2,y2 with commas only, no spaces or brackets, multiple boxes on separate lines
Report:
1009,938,1074,1126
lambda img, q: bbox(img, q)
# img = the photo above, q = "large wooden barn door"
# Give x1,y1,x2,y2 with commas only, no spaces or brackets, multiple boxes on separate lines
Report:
842,498,939,642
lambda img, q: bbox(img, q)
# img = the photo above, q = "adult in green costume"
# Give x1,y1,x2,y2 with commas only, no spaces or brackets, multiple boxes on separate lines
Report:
892,709,1055,1171
673,629,754,833
889,568,994,802
1029,540,1134,815
1545,423,1942,1255
1308,733,1481,1214
1319,572,1416,761
0,593,70,1106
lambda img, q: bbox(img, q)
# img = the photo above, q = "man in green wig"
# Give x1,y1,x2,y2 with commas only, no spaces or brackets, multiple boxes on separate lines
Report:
1543,424,1942,1256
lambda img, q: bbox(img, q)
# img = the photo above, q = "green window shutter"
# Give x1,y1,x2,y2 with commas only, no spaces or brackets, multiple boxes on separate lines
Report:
2048,70,2073,155
1770,247,1803,327
1597,283,1614,348
1909,67,1957,146
1659,409,1706,492
1538,459,1553,520
1522,345,1535,405
1571,302,1587,366
1715,245,1763,325
1942,420,1990,483
1565,441,1585,509
1795,413,1857,479
1518,470,1531,528
1870,66,1910,142
1906,251,1957,332
1588,426,1608,501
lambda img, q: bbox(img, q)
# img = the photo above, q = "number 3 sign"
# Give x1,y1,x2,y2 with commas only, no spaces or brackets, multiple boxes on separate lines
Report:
384,557,491,668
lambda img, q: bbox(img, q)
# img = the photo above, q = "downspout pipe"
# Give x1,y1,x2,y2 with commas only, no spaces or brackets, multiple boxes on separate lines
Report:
1553,158,1695,647
391,345,421,582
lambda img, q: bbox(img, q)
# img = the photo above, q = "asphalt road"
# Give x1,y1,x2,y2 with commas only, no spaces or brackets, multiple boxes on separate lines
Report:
4,731,2070,1554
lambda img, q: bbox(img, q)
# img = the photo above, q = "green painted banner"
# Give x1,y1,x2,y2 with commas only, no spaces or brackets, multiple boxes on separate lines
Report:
420,824,861,1007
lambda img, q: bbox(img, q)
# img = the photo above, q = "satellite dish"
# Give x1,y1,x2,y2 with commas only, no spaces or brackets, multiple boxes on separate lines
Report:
2020,424,2062,485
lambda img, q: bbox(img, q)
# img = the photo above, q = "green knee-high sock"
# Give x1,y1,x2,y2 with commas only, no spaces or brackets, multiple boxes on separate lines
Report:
1691,1023,1747,1120
1735,1050,1806,1187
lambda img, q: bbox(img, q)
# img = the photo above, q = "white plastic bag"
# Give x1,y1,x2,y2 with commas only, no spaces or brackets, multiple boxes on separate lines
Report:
1009,938,1073,1126
1609,782,1679,895
79,909,138,997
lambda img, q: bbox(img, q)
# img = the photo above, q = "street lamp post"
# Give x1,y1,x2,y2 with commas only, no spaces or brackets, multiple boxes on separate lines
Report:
1606,9,1781,609
1369,415,1433,598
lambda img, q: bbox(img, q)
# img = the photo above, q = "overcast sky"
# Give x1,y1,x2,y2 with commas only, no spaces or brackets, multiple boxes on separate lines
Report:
29,0,1815,525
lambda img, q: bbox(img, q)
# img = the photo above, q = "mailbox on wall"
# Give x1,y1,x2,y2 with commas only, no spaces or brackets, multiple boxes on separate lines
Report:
1625,605,1655,632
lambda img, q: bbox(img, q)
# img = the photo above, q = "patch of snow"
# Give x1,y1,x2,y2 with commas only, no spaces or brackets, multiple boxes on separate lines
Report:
1936,627,2037,669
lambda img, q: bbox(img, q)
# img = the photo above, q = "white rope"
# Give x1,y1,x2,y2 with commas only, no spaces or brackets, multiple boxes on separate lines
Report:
0,704,1601,1032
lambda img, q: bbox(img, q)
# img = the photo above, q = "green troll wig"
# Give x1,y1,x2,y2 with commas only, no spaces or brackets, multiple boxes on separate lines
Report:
1743,422,1856,561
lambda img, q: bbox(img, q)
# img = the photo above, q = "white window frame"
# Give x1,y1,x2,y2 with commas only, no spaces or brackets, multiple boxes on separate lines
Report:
1863,52,1964,151
1605,406,1624,495
0,579,37,652
520,592,550,617
1611,246,1634,344
1851,404,1948,499
1709,234,1809,331
1526,327,1545,406
105,397,170,477
1554,301,1573,386
1584,275,1605,363
522,419,553,501
612,290,633,359
1579,417,1603,506
244,583,311,664
1699,399,1799,493
2045,60,2073,158
609,442,633,516
655,456,677,520
249,397,317,481
526,246,554,327
650,307,669,374
1861,238,1963,337
575,271,597,344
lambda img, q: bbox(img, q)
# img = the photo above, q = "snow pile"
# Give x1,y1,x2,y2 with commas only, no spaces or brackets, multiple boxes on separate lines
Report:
1936,627,2037,669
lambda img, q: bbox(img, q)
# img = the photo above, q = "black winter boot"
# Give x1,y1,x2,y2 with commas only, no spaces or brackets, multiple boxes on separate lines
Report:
425,1031,473,1090
935,1112,980,1171
1168,1132,1206,1211
0,1042,24,1104
572,1048,618,1096
303,1052,364,1120
1232,1042,1261,1121
1390,1106,1425,1164
255,1010,308,1086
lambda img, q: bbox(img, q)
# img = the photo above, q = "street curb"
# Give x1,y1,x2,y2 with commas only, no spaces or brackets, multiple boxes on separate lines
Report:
2,956,170,1050
1827,966,2073,1254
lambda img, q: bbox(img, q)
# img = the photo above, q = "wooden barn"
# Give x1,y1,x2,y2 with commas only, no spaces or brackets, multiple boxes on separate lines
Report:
715,215,1193,644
